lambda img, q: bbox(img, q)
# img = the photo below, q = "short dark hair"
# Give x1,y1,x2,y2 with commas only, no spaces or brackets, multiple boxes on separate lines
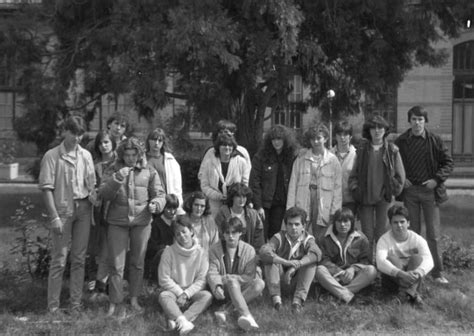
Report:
303,124,330,148
332,207,355,235
212,120,237,142
183,191,212,216
106,112,129,128
407,105,429,123
226,183,252,207
222,217,245,234
94,130,117,158
362,114,390,141
63,116,87,135
164,194,180,209
333,120,353,136
284,206,307,226
171,216,193,236
387,204,410,222
213,133,238,157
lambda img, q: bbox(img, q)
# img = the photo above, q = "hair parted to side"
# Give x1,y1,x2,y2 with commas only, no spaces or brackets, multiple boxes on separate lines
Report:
284,206,307,226
63,116,87,135
145,128,172,154
332,207,355,235
116,136,146,168
387,204,410,222
407,105,429,123
213,133,238,157
171,215,194,236
93,130,117,158
226,182,252,207
106,112,130,128
183,191,212,216
211,119,237,142
164,193,180,209
222,217,245,234
333,120,353,136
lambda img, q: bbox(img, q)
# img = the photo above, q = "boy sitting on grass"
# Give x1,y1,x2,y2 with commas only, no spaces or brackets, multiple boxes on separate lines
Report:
376,204,434,306
260,206,322,313
207,217,265,331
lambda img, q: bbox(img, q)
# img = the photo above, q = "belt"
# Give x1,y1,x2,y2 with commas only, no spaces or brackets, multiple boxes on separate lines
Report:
309,184,318,190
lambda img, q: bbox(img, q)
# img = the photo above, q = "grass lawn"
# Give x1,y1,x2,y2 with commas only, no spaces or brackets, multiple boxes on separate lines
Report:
0,194,473,334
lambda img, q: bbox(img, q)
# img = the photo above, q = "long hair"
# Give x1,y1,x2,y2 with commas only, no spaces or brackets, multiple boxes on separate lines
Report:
225,182,252,207
258,125,298,165
116,136,147,168
94,130,117,160
362,114,390,141
213,133,238,158
182,191,212,217
332,207,355,236
145,127,172,155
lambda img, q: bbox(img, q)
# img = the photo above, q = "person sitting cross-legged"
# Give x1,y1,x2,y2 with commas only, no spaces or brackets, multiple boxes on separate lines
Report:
158,216,213,335
376,204,434,306
259,206,322,313
315,207,377,303
207,217,265,331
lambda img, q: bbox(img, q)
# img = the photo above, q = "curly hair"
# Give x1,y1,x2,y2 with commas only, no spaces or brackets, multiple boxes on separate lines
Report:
387,204,410,222
145,128,172,155
211,120,237,142
284,206,307,226
362,114,390,141
116,136,147,168
303,123,330,148
258,125,299,165
182,191,212,217
225,182,253,207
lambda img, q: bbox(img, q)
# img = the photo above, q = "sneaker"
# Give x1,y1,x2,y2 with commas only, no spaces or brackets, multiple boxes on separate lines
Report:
237,315,259,331
410,294,424,307
291,299,303,314
88,280,96,292
167,319,177,331
434,276,449,284
176,316,194,336
214,310,227,323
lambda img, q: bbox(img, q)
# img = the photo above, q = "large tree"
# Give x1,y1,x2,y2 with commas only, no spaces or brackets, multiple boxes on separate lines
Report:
7,0,474,154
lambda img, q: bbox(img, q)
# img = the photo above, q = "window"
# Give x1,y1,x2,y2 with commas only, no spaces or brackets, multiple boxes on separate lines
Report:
273,75,305,128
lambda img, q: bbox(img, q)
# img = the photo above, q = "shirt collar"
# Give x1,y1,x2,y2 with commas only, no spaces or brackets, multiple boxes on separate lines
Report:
408,129,426,139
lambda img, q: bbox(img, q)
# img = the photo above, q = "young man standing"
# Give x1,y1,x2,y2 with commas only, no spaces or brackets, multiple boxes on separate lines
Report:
39,116,96,313
376,204,433,306
395,106,453,284
260,206,322,313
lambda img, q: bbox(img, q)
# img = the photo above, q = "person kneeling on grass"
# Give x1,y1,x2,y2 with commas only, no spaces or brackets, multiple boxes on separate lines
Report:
315,207,377,303
158,216,212,335
259,206,322,313
207,217,265,331
376,204,434,306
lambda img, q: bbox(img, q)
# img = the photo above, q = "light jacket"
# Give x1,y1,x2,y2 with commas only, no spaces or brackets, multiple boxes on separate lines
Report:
198,145,251,181
286,148,342,226
318,226,372,275
99,162,166,226
163,152,184,214
214,205,265,251
158,239,209,298
349,139,405,204
249,149,295,210
207,240,259,295
39,142,96,217
331,145,356,205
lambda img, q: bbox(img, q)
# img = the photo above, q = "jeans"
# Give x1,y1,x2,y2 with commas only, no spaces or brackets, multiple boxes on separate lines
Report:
264,205,286,241
108,224,151,304
264,263,316,302
402,185,444,277
315,265,377,302
48,199,91,310
360,200,391,261
221,277,265,316
381,255,424,297
159,290,213,322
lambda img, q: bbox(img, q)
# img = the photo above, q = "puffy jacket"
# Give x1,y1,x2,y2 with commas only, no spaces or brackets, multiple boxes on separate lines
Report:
318,227,372,275
99,163,166,226
249,150,295,210
286,148,342,226
349,139,405,204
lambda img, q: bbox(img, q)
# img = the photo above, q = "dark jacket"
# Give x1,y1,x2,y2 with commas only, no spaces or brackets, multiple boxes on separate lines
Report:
349,139,405,204
249,150,295,210
214,205,265,251
318,227,372,275
395,128,454,204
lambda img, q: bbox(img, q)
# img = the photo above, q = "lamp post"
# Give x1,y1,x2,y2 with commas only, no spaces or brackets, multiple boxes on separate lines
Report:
327,89,335,147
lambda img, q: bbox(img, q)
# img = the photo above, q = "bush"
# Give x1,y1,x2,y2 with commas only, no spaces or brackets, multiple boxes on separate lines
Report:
176,156,201,193
441,235,474,271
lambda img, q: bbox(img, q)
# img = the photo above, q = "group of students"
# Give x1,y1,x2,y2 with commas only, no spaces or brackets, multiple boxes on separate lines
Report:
38,105,453,334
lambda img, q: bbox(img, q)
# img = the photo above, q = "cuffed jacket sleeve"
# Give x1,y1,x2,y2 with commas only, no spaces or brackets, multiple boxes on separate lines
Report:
300,237,322,266
259,235,281,264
